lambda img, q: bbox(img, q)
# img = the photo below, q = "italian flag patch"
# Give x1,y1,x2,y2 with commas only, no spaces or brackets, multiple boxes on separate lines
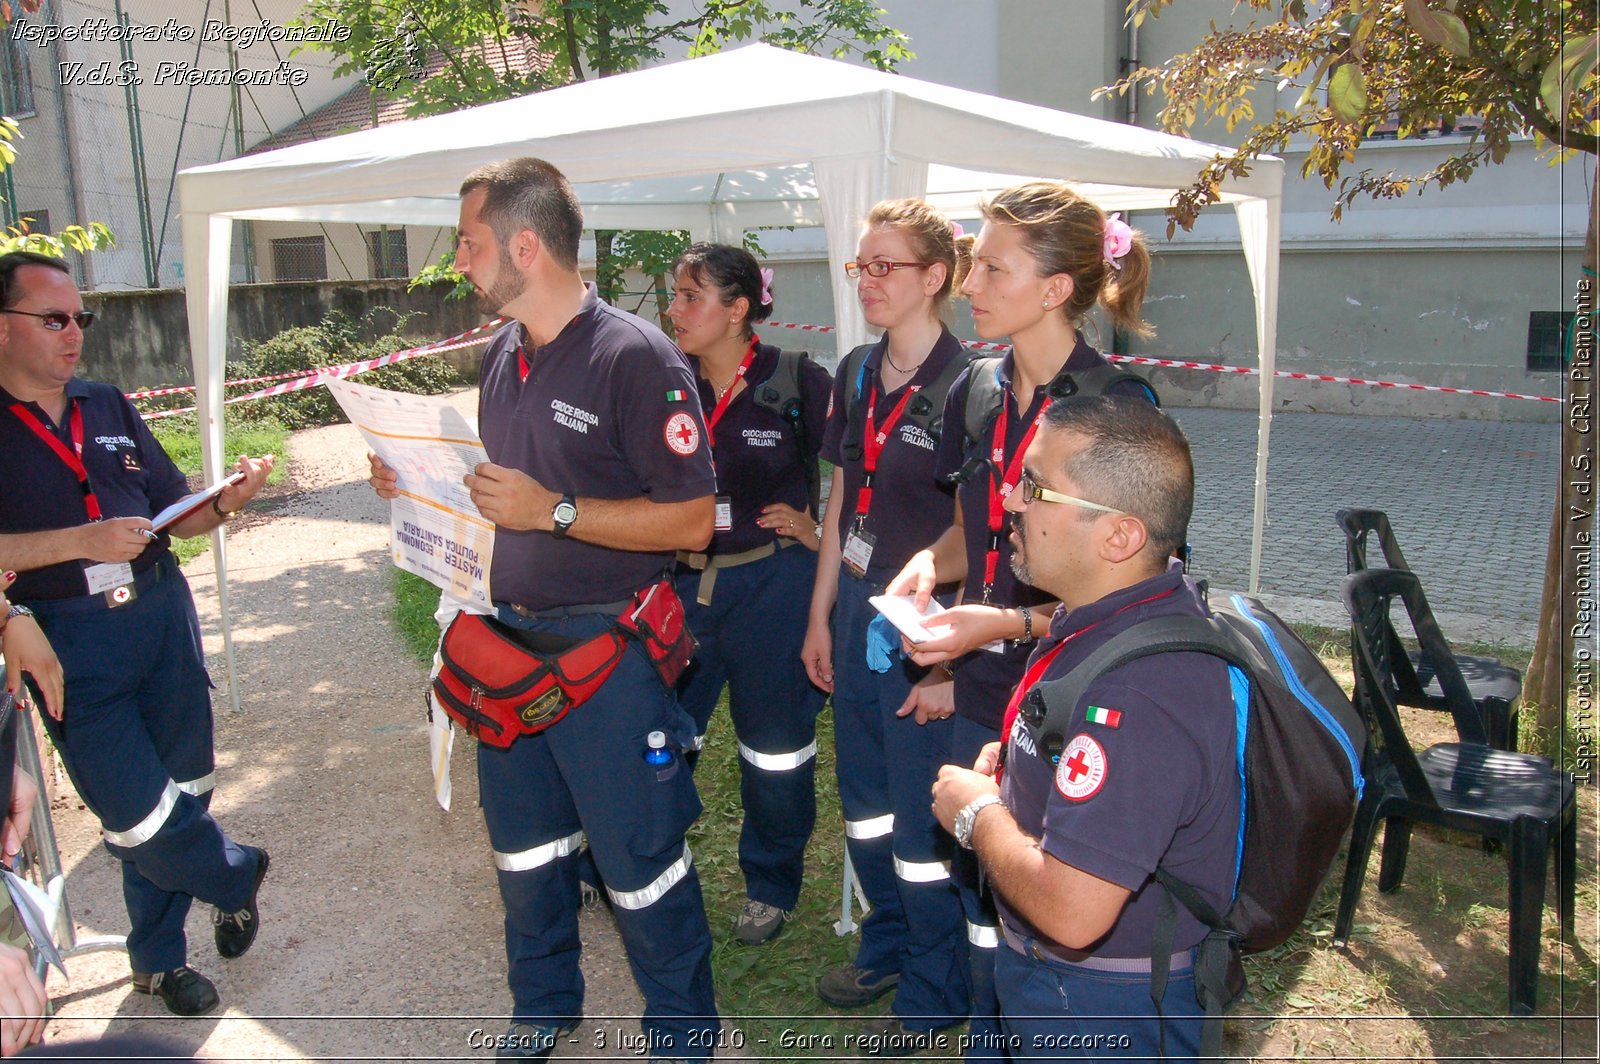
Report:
1085,705,1122,728
665,389,689,402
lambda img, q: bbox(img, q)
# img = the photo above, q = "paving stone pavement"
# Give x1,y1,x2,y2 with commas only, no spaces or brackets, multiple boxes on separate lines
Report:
1171,408,1557,647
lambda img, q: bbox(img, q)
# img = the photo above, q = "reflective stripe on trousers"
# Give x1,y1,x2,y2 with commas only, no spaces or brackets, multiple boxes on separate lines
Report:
738,740,817,772
103,779,180,847
607,843,694,911
968,921,1000,948
845,813,893,840
495,830,586,873
175,772,215,797
895,855,952,883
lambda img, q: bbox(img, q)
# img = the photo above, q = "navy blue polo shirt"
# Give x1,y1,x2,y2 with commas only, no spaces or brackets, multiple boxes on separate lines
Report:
696,342,830,556
998,563,1240,958
819,328,963,579
0,379,186,601
477,286,717,611
935,338,1155,731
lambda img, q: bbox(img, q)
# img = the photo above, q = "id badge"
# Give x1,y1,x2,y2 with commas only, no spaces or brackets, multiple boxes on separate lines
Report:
84,561,136,607
714,496,733,532
841,529,876,578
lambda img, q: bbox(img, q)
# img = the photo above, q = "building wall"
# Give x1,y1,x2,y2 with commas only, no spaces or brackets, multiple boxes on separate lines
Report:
6,0,352,290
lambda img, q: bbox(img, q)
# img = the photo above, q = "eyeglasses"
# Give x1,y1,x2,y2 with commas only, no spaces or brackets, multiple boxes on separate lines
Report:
1015,470,1123,514
0,309,95,331
844,260,931,278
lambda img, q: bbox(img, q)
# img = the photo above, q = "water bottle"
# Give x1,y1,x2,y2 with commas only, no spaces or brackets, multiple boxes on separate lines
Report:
644,730,677,781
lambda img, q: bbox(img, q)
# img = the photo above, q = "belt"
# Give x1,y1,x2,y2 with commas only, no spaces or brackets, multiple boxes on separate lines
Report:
26,553,172,616
506,597,632,621
1000,918,1192,974
677,538,796,605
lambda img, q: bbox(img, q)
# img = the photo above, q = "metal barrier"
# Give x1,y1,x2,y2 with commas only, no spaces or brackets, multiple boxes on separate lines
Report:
12,711,128,984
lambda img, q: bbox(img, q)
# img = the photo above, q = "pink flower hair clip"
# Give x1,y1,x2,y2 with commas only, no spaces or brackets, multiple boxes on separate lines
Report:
1102,213,1134,270
759,267,774,307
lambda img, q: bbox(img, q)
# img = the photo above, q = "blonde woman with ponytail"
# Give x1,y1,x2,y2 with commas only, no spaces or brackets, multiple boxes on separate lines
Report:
883,181,1159,1060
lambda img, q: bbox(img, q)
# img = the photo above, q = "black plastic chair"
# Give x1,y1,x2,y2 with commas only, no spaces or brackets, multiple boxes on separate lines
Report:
1334,567,1576,1016
1336,508,1522,750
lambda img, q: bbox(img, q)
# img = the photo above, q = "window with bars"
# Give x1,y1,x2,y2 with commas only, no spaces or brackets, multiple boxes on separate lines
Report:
271,236,329,281
1,21,34,116
1526,311,1574,373
365,228,408,279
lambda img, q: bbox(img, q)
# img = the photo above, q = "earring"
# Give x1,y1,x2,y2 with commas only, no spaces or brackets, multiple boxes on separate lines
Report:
1042,299,1052,310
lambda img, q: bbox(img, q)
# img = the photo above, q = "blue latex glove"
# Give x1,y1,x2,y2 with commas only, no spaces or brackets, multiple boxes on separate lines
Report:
866,613,901,673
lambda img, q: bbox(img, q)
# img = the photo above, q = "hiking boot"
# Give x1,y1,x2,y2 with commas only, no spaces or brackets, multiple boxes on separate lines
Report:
131,966,218,1016
817,963,899,1008
495,1022,573,1059
859,1014,940,1057
214,846,270,959
734,899,789,945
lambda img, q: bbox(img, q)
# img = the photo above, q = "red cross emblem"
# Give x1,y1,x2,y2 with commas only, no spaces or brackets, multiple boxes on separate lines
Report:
664,412,700,456
1054,734,1106,801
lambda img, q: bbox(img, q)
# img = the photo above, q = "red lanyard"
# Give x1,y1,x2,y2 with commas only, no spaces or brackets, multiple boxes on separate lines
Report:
703,338,759,446
10,400,102,520
517,344,530,382
852,378,920,528
996,586,1178,780
981,395,1052,602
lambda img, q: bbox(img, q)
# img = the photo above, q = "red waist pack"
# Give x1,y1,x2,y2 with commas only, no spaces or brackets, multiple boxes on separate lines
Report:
432,613,628,748
616,579,699,688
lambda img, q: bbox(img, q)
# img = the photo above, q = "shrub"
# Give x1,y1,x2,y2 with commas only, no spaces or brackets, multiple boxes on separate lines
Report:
227,310,464,430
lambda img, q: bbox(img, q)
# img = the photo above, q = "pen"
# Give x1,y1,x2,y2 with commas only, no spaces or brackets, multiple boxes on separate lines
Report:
137,529,158,541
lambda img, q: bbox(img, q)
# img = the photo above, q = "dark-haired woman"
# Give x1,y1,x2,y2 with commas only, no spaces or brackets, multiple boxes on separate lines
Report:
667,243,831,946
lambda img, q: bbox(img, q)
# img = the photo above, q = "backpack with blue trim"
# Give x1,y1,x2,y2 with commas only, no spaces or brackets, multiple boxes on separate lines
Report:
1022,591,1366,1060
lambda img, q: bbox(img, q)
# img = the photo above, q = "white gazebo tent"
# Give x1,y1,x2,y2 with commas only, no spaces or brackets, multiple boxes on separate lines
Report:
177,44,1282,703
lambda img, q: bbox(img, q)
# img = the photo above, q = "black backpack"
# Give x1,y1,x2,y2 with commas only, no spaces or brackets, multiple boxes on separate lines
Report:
837,342,975,463
1019,591,1366,1060
750,349,822,518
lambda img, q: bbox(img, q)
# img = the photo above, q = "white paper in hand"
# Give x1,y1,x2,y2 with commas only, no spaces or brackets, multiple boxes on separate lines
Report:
868,593,953,645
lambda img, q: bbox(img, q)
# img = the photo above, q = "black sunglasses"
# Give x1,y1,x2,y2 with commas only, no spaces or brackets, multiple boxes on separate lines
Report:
0,308,95,331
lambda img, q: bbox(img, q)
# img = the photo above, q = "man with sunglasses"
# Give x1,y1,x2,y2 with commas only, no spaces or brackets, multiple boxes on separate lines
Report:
930,395,1240,1062
0,251,273,1017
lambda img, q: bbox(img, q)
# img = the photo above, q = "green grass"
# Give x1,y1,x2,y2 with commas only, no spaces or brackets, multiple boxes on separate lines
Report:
392,569,445,662
148,414,289,564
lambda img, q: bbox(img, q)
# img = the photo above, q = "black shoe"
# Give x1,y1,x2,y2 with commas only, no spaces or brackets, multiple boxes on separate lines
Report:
817,963,900,1008
131,965,219,1016
860,1015,944,1057
495,1022,574,1059
214,846,270,959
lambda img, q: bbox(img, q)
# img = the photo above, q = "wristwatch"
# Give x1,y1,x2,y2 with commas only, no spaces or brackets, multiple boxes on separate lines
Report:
1,603,32,635
551,494,578,539
954,794,1004,850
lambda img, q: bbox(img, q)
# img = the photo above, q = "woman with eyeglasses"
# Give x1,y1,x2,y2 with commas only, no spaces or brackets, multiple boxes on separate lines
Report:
881,181,1157,1059
664,243,831,947
803,199,974,1043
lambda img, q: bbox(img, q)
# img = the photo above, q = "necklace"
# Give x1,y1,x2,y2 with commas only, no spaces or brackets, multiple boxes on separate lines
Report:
884,348,926,375
712,375,738,400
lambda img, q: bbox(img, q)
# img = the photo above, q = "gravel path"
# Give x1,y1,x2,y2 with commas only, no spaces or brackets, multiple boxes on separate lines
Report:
32,394,673,1061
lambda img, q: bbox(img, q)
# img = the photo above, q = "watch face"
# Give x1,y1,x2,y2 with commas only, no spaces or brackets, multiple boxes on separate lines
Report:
554,502,578,526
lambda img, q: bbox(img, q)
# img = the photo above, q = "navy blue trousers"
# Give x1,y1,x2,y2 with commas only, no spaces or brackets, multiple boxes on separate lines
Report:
31,555,260,974
676,543,824,911
995,941,1200,1062
479,605,718,1059
830,569,967,1030
952,713,1007,1060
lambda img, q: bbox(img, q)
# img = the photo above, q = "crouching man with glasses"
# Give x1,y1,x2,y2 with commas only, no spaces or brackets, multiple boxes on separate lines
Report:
931,396,1240,1062
0,251,273,1017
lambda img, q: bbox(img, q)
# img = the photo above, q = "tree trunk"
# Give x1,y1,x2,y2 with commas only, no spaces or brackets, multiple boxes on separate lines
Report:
1526,153,1598,770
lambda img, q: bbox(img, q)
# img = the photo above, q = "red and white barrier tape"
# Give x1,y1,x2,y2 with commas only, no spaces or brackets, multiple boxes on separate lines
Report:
136,319,507,420
761,320,1560,404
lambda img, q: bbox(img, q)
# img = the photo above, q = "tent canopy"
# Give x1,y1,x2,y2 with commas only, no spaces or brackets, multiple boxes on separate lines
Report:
176,44,1282,696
